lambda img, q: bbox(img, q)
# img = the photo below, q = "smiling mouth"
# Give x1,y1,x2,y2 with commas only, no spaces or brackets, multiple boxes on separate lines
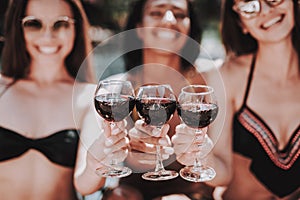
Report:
261,14,284,30
155,30,178,40
38,46,59,54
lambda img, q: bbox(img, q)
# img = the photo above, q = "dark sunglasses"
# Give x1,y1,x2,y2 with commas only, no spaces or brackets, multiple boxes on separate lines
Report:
233,0,284,19
21,16,75,34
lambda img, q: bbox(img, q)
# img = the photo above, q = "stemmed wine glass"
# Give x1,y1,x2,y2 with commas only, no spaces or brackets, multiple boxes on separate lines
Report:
94,80,135,178
177,85,218,182
135,84,178,181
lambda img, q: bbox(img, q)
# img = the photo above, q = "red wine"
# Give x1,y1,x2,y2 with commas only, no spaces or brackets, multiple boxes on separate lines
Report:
177,103,218,128
94,94,135,122
135,98,176,127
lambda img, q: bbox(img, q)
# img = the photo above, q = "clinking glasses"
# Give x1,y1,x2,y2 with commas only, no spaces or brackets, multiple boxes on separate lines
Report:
233,0,284,19
21,16,75,35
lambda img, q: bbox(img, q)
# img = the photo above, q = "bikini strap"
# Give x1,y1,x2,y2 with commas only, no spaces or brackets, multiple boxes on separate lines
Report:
242,53,256,106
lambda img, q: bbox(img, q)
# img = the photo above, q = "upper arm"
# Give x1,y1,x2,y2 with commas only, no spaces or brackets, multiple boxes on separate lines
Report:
202,60,237,185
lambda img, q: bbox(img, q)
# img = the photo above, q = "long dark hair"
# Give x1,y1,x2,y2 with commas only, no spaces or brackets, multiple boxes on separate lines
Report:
1,0,93,82
123,0,202,72
221,0,300,69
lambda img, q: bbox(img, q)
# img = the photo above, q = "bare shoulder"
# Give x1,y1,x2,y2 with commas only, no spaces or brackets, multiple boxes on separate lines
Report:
220,55,253,84
0,75,14,95
73,82,97,109
73,82,97,95
220,54,253,90
0,74,13,86
221,54,252,76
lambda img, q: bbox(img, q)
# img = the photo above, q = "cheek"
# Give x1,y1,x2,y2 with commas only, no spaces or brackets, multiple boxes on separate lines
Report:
181,18,190,34
64,32,76,54
141,16,155,27
23,33,35,54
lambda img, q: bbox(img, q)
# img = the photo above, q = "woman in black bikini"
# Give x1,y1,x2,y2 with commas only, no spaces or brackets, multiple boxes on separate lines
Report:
219,0,300,199
173,0,300,199
0,0,129,199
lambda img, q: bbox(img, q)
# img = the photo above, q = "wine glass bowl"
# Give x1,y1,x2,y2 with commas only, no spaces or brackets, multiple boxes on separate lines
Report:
135,84,178,181
177,85,218,182
94,80,134,178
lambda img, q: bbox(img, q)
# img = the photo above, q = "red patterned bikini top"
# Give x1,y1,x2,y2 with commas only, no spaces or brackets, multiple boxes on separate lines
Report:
233,54,300,198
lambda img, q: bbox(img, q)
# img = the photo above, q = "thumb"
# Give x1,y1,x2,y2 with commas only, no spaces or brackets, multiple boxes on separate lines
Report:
102,121,112,137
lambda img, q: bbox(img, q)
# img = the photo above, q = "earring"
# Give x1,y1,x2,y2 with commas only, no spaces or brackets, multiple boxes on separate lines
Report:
242,27,249,34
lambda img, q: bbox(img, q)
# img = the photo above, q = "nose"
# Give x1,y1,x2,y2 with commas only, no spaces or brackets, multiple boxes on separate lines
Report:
40,25,55,38
162,10,177,24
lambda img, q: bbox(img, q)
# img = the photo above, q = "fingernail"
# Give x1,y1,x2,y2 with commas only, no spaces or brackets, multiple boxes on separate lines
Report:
152,128,161,136
162,154,169,160
111,128,120,135
164,147,174,154
105,138,113,146
159,139,167,146
104,148,110,154
195,134,204,142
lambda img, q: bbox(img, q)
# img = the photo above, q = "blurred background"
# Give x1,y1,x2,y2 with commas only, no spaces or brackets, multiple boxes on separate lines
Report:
0,0,225,77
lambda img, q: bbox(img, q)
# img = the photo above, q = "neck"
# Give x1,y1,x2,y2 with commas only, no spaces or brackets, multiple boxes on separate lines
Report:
27,61,73,85
143,49,182,72
257,37,299,80
140,49,183,85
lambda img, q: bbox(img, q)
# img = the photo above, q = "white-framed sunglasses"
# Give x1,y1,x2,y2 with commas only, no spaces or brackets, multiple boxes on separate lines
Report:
233,0,284,19
21,16,76,35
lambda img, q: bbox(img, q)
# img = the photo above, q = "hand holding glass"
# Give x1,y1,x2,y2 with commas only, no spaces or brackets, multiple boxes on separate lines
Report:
135,84,178,181
177,85,218,182
94,80,134,178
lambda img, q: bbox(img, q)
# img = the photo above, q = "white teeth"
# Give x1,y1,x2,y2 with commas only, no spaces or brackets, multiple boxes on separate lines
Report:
262,16,282,29
39,46,58,54
156,30,177,40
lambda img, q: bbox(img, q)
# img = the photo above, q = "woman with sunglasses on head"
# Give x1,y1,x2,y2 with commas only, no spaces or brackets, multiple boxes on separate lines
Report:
0,0,130,199
218,0,300,199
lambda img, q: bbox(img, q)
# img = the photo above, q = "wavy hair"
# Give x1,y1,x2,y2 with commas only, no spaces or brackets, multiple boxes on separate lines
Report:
221,0,300,68
123,0,203,72
1,0,93,82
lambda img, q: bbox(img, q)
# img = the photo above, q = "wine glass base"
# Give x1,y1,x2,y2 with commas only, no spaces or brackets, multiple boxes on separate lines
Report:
142,170,178,181
179,165,216,182
96,166,132,178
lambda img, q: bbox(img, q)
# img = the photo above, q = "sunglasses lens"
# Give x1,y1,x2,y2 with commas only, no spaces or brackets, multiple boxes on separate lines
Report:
23,19,42,31
266,0,284,6
53,20,71,31
237,1,260,18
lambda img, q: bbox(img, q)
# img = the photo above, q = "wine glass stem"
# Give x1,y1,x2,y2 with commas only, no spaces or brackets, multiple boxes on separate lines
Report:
194,157,201,169
155,145,165,172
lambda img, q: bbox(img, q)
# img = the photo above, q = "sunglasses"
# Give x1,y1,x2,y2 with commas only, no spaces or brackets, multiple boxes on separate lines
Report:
233,0,284,19
21,16,75,35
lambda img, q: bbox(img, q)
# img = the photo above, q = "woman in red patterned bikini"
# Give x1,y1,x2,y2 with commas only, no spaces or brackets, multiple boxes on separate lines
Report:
219,0,300,199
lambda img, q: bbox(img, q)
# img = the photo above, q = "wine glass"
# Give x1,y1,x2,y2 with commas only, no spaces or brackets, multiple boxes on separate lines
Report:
177,85,218,182
94,80,135,178
135,84,178,181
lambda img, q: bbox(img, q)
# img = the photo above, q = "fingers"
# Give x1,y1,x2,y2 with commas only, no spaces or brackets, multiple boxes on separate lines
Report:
129,137,156,154
172,124,213,165
135,119,170,138
101,148,129,164
128,149,173,165
103,120,127,137
129,120,171,148
176,152,195,166
88,120,129,166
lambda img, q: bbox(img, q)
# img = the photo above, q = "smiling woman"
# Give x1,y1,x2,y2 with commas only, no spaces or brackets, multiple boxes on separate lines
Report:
0,0,97,199
219,0,300,199
86,0,231,200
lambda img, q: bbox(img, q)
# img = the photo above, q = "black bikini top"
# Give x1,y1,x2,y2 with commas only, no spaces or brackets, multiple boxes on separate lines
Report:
233,55,300,197
0,126,79,168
